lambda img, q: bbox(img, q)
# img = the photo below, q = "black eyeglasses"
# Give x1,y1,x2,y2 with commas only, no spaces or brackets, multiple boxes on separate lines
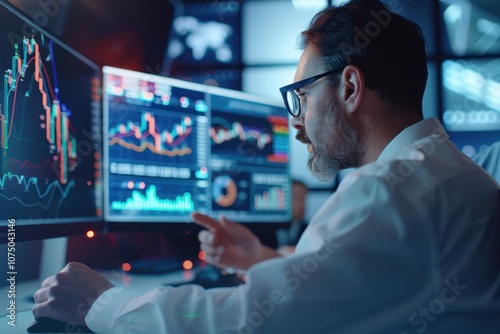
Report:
279,68,343,117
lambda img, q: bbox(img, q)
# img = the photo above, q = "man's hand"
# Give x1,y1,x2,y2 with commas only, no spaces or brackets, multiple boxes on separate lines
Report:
191,212,281,271
32,262,114,326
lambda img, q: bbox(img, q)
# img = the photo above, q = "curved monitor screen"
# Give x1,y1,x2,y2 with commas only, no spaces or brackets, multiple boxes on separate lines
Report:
0,2,102,241
103,66,291,224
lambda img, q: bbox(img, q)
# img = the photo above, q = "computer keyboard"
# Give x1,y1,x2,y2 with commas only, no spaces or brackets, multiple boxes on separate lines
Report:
27,317,94,333
127,257,185,274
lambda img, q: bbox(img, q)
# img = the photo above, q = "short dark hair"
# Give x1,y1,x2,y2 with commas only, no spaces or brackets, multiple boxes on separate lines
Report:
300,0,428,110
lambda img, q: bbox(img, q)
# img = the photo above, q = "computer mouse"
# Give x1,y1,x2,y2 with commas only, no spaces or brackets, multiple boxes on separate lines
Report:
166,265,245,289
27,317,94,333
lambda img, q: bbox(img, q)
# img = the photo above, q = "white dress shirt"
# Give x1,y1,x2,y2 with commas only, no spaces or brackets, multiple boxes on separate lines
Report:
472,141,500,183
87,118,500,333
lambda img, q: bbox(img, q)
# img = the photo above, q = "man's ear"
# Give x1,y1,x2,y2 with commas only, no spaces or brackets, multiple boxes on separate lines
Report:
340,65,364,114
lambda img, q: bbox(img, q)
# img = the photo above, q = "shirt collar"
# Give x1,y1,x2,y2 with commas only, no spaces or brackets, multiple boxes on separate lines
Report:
377,118,449,162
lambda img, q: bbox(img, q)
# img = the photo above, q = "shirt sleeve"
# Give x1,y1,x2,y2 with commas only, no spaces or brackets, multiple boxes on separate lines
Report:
85,175,436,334
86,284,247,333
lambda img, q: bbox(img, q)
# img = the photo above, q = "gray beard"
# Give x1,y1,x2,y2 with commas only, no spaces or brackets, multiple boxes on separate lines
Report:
307,106,363,182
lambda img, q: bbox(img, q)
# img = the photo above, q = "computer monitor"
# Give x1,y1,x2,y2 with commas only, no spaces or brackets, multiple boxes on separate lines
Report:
162,0,241,90
0,2,102,242
441,58,500,156
102,66,291,230
163,0,241,71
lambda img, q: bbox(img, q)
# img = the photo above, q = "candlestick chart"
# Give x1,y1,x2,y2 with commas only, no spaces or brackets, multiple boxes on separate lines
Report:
0,30,100,220
108,110,197,165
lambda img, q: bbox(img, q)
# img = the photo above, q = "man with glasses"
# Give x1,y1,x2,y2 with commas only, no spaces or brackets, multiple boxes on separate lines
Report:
33,0,500,333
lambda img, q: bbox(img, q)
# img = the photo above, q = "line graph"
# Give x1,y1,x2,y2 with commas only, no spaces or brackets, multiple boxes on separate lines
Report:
0,172,76,216
109,112,194,157
0,173,74,200
108,138,192,157
5,157,56,178
210,112,289,164
211,116,272,149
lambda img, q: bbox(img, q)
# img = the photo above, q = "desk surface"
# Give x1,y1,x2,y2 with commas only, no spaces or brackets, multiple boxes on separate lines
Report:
0,269,196,333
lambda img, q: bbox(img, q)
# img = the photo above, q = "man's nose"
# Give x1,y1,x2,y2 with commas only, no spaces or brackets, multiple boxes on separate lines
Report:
290,114,304,130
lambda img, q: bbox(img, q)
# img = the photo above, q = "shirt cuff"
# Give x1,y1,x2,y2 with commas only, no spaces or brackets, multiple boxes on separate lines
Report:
85,286,143,333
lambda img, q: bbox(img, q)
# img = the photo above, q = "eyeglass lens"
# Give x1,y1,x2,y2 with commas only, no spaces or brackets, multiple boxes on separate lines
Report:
286,91,300,116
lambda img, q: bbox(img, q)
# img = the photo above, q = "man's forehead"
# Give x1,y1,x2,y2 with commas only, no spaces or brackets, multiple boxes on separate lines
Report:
294,46,324,82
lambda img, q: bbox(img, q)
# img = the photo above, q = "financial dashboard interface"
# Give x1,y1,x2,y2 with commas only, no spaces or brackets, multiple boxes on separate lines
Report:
103,66,291,223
